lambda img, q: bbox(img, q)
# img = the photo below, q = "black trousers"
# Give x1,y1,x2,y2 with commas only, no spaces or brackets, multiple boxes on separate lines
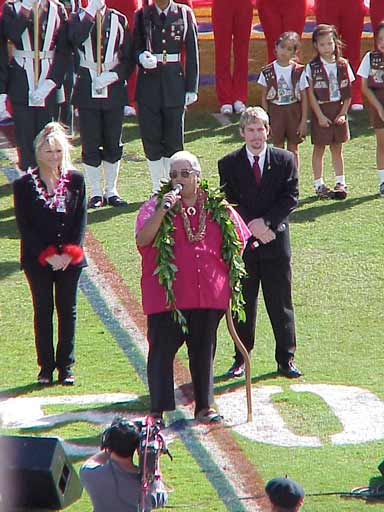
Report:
147,309,225,415
137,102,184,161
233,246,296,366
78,107,124,167
12,104,59,171
24,266,82,374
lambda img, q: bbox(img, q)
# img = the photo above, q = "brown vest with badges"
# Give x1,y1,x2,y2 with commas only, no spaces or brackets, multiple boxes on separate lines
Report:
368,51,384,89
309,56,351,102
262,62,304,102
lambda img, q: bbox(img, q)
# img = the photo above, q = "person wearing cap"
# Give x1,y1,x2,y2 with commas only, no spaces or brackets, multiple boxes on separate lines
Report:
265,476,304,511
135,150,250,424
80,416,168,511
133,0,199,194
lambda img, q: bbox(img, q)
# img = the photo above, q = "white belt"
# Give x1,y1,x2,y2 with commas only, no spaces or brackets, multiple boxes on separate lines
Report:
13,49,55,60
153,53,181,64
79,58,119,72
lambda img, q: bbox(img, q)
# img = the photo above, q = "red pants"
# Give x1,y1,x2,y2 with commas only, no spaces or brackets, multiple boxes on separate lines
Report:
370,0,384,36
257,0,307,63
315,0,365,105
212,0,253,105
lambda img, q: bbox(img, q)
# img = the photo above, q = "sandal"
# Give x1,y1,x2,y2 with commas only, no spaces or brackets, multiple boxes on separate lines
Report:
195,408,223,424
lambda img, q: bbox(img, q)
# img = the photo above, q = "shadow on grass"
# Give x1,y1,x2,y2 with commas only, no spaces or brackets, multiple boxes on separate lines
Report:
0,260,20,280
0,383,40,398
291,193,378,223
213,370,278,395
0,182,12,200
86,201,143,225
0,217,19,239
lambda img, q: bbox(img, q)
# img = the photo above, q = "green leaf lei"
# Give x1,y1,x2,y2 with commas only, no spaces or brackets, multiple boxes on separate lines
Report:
153,180,247,333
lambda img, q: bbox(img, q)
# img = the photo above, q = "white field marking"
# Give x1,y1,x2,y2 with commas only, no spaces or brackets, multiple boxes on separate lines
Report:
217,386,321,447
84,254,149,355
292,384,384,445
0,393,137,428
211,113,233,127
217,384,384,447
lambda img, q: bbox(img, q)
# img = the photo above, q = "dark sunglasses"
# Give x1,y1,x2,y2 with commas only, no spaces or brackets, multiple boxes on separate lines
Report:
169,169,196,179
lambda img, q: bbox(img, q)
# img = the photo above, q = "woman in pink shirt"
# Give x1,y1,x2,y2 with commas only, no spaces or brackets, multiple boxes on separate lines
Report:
135,150,249,425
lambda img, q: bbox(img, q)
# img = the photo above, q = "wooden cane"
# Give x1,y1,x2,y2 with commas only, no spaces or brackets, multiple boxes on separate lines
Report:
225,308,253,423
33,1,40,88
96,10,102,76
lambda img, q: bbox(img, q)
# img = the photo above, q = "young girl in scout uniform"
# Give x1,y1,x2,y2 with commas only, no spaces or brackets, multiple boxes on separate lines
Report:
258,31,308,170
306,24,354,199
357,21,384,197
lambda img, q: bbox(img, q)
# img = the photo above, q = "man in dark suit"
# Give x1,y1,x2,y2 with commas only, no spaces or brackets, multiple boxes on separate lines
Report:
133,0,199,193
218,106,301,379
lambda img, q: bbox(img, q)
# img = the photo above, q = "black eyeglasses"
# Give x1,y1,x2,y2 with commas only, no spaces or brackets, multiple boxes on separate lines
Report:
169,169,196,179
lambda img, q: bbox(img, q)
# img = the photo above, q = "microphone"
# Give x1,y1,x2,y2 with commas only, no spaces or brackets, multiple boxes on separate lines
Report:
163,183,183,210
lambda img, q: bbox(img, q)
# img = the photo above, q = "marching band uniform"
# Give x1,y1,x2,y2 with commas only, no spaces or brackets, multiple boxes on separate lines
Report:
68,0,134,207
256,0,307,63
106,0,138,116
1,0,69,170
133,0,199,193
314,0,366,109
212,0,253,114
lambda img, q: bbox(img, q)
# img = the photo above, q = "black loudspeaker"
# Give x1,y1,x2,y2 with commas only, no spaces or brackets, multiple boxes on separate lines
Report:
0,435,83,510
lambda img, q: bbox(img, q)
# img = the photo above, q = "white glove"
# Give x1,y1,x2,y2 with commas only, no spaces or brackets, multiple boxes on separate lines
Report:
185,92,198,106
85,0,105,18
139,51,157,70
93,71,118,90
21,0,35,10
0,94,7,112
29,79,56,105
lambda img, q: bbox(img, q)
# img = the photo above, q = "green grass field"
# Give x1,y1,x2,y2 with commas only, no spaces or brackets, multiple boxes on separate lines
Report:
1,109,384,511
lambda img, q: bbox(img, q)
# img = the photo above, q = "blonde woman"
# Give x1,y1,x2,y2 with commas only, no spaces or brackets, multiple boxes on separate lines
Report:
13,122,87,385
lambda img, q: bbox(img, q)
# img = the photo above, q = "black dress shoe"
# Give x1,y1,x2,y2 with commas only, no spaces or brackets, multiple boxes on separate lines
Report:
227,361,245,378
277,361,302,378
37,371,53,386
88,196,104,208
107,195,128,207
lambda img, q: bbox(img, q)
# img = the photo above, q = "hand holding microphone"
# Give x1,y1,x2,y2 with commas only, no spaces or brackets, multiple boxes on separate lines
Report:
162,184,183,211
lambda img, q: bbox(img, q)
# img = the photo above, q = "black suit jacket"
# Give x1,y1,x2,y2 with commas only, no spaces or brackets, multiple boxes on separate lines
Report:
218,145,298,259
13,171,87,271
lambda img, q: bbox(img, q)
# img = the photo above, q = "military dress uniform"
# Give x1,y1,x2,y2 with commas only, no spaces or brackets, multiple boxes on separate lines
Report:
68,0,134,207
1,0,69,171
133,1,199,193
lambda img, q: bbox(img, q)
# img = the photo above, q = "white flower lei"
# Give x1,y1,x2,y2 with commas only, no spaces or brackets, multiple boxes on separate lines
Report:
27,167,70,213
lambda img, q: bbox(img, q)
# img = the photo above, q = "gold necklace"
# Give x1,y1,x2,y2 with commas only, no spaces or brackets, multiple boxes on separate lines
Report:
180,189,206,242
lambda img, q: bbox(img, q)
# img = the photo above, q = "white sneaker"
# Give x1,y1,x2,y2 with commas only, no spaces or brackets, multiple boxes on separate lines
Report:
124,105,136,117
233,100,246,113
220,104,233,115
350,103,364,112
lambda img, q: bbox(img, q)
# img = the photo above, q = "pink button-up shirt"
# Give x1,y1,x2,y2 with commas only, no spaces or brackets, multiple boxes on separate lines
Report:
135,195,250,315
